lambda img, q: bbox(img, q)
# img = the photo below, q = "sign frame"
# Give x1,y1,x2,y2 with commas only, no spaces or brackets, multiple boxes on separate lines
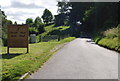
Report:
7,24,29,54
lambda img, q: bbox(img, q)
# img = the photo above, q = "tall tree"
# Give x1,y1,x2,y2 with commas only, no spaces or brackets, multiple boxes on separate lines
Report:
67,2,118,36
69,2,93,27
41,9,53,24
55,1,71,26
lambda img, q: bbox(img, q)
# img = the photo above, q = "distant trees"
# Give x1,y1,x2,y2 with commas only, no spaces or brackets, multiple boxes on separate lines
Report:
41,9,53,25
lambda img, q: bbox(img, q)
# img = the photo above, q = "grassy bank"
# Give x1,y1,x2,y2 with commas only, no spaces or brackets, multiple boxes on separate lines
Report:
2,37,75,81
36,25,72,42
93,27,120,52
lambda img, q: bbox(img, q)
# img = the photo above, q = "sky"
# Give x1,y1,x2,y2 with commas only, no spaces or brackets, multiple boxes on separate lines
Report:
0,0,58,24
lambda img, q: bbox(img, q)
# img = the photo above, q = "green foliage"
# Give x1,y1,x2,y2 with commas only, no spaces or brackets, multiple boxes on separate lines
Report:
1,11,13,46
83,7,95,22
98,37,119,51
27,17,45,34
118,24,120,28
37,25,72,42
59,37,75,43
36,35,40,43
29,27,38,34
37,23,45,34
93,27,120,52
83,3,118,34
103,28,119,38
93,36,102,44
34,16,42,28
55,1,70,26
14,21,17,25
7,20,12,24
42,9,53,24
26,18,33,27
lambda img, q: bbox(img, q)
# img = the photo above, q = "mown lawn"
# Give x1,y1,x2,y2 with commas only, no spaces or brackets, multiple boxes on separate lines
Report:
1,37,75,81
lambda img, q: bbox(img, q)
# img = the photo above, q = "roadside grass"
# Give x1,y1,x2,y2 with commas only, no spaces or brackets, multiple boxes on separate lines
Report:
93,27,120,52
1,37,76,81
97,37,120,51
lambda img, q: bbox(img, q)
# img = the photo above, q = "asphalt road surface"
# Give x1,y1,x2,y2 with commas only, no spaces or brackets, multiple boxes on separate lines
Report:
29,38,118,79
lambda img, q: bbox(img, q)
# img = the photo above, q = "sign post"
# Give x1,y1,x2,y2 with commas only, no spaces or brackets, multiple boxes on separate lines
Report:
7,24,29,54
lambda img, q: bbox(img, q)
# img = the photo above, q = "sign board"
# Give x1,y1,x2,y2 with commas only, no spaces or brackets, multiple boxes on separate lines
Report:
7,24,29,54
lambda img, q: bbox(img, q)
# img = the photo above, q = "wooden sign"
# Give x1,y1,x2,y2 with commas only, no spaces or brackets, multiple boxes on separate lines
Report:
7,24,29,54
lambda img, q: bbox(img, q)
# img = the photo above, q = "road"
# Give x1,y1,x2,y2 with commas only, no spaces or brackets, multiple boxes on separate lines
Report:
29,38,118,79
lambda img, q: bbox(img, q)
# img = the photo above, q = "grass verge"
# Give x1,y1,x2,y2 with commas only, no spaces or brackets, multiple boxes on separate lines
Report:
1,37,76,81
93,27,120,52
96,37,120,52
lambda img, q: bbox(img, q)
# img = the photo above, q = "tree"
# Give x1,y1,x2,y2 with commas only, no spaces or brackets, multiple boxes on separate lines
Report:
34,16,42,28
26,18,33,27
33,16,45,34
69,2,93,27
1,10,13,46
7,20,12,24
55,1,71,26
55,2,119,37
41,9,53,24
14,21,17,25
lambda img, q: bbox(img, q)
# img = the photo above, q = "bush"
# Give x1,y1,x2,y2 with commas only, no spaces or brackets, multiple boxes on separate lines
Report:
36,35,39,43
94,36,102,44
103,28,119,38
98,37,120,52
37,23,45,34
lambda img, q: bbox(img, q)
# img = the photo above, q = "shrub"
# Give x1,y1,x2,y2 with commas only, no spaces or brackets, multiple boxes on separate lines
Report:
29,27,38,34
103,28,118,38
98,37,119,51
37,23,45,34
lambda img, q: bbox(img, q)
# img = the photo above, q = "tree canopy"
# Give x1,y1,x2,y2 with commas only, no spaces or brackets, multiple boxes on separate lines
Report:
55,2,119,36
34,16,42,28
26,18,33,27
41,9,53,24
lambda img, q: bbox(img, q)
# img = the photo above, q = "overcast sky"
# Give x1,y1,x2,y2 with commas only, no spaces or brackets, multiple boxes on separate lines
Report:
0,0,58,24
